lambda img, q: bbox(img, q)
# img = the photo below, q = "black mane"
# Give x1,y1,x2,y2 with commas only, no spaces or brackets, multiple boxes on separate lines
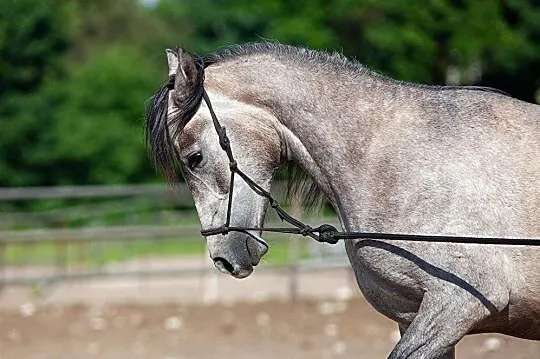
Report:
145,80,176,182
145,51,204,184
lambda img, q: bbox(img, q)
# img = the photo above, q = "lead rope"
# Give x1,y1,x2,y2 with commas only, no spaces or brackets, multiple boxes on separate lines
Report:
198,89,540,246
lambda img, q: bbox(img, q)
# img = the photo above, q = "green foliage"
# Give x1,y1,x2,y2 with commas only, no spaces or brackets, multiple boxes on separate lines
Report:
0,0,72,186
0,0,167,186
0,0,72,95
155,0,339,52
47,47,160,184
330,0,540,95
0,0,538,187
156,0,539,100
0,86,63,186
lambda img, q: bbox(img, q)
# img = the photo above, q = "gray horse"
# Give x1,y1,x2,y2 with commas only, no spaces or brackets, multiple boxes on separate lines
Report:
146,43,540,358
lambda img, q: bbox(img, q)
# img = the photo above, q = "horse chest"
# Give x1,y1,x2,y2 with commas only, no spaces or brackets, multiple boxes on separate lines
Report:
345,239,428,325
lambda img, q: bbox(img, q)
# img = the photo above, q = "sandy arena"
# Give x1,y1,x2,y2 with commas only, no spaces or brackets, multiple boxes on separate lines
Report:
0,261,538,358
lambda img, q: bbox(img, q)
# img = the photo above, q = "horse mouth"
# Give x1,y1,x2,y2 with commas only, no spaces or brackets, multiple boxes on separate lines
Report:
213,257,253,279
246,233,268,266
232,266,253,279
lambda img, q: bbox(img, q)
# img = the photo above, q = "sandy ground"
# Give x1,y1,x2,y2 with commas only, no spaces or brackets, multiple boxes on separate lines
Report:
0,258,539,359
1,299,539,359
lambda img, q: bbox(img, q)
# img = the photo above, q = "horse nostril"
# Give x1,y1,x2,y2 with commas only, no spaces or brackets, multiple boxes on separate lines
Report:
213,257,235,274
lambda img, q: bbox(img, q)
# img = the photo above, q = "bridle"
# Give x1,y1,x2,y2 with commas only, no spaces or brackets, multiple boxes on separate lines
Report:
167,76,540,247
198,90,338,243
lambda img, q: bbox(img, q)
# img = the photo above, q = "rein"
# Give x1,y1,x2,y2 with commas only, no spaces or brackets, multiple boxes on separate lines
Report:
165,74,539,246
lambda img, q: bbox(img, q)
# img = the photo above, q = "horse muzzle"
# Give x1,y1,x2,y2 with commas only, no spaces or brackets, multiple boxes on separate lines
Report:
209,232,268,278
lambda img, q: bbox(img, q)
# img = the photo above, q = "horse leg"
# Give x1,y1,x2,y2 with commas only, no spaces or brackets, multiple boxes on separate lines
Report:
396,323,456,359
388,292,488,359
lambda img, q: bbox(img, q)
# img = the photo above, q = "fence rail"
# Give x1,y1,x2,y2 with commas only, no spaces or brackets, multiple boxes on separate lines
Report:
0,182,289,201
0,184,185,201
0,184,347,301
0,225,199,243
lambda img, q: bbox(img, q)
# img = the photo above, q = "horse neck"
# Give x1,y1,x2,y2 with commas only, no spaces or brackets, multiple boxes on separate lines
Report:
206,57,404,222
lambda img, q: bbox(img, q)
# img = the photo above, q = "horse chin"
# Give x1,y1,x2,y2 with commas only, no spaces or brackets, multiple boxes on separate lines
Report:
213,256,253,279
246,233,268,266
231,266,253,279
210,231,266,279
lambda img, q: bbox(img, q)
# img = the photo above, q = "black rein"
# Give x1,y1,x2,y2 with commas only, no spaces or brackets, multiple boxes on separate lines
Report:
187,84,540,246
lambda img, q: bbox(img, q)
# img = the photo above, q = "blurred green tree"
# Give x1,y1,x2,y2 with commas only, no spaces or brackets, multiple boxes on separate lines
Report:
0,0,171,186
0,0,72,186
44,47,160,185
156,0,539,101
0,0,538,187
329,0,539,101
0,0,71,95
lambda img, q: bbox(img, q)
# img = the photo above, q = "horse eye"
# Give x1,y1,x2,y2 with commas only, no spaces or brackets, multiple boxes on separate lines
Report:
187,152,203,170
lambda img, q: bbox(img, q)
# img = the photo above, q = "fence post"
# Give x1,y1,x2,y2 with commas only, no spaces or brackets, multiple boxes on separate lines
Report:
0,242,4,292
202,244,219,304
288,194,301,301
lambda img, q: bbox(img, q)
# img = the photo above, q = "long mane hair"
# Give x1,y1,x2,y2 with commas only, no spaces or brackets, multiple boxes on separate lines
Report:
145,49,205,185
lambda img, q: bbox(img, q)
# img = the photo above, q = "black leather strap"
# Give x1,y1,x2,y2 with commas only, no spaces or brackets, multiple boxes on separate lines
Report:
197,90,539,246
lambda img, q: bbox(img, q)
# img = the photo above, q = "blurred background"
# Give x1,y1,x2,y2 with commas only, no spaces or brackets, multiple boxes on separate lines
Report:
0,1,539,358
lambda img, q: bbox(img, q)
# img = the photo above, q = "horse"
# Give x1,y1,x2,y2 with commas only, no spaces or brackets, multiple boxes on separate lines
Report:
145,43,540,358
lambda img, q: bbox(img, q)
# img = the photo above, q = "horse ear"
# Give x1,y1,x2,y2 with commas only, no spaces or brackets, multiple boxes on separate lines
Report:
166,48,179,77
163,47,205,135
165,47,200,91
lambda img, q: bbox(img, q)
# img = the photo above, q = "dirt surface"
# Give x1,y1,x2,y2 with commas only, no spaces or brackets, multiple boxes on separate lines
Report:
1,259,538,358
1,298,539,359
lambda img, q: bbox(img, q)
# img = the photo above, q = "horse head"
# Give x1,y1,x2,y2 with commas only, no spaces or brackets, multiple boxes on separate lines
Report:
146,47,283,278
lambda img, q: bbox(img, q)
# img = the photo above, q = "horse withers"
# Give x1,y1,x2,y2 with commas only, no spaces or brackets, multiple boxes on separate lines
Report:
146,43,540,358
